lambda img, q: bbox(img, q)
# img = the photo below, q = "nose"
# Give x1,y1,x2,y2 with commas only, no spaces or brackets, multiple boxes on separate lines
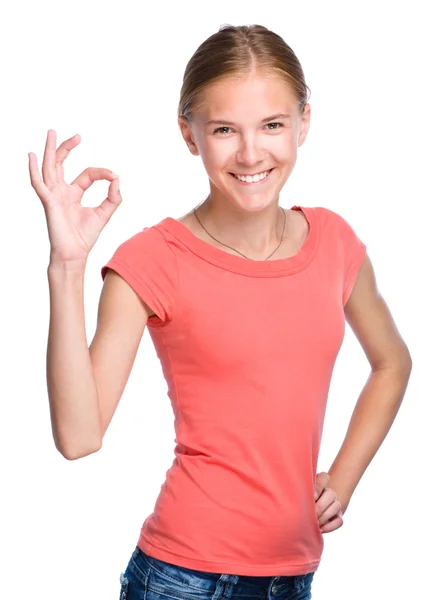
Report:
236,134,265,167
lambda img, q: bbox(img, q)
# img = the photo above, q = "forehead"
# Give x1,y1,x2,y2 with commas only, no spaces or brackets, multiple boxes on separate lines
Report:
197,73,298,122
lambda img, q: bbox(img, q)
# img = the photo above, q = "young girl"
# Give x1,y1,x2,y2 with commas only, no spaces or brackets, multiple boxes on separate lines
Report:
29,24,412,600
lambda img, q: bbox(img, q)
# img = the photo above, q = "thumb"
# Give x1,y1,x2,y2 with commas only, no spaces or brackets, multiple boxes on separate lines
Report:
96,177,122,224
314,471,330,500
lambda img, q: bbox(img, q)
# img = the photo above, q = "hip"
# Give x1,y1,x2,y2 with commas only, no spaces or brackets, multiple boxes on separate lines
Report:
118,546,315,600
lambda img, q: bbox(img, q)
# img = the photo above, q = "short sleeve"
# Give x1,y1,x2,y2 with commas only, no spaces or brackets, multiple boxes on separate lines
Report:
101,226,178,325
337,214,367,306
320,208,367,306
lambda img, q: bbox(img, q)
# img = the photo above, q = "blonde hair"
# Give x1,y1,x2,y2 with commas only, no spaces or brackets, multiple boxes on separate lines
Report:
178,24,311,122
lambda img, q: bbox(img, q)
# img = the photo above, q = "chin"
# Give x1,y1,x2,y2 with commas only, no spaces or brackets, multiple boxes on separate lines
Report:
231,197,278,213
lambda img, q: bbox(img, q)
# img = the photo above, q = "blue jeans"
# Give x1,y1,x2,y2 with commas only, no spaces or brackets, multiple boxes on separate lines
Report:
119,546,315,600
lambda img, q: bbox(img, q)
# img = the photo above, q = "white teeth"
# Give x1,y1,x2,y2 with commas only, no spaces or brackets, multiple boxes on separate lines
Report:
234,170,271,183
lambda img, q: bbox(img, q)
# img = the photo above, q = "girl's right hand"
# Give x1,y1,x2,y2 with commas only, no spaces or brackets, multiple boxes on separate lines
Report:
28,129,122,264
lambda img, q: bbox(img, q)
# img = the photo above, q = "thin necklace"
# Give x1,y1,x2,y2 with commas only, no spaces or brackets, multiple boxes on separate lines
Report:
193,206,286,261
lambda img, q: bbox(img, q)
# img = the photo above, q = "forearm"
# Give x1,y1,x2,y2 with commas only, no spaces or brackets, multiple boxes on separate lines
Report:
47,260,102,460
327,362,412,512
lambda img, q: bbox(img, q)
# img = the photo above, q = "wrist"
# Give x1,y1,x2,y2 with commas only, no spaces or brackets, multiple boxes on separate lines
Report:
48,258,88,273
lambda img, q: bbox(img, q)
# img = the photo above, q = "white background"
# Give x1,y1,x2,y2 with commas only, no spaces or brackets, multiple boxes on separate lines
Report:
2,1,442,598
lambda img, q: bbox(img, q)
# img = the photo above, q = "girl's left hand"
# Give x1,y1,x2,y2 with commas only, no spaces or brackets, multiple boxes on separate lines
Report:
314,472,344,533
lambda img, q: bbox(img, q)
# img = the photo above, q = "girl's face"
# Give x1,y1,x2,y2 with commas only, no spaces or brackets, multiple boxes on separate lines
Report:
179,71,311,213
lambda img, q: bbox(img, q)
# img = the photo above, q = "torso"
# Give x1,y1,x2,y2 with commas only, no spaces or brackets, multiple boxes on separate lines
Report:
146,207,309,319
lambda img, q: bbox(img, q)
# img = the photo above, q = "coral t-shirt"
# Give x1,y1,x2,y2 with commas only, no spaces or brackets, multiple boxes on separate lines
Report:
101,205,366,576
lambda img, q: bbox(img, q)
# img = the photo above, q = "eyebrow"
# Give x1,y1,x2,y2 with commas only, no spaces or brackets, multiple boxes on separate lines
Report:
206,113,291,126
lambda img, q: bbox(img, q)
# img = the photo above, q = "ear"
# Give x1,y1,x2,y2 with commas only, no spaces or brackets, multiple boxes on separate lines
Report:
297,103,311,147
178,116,200,156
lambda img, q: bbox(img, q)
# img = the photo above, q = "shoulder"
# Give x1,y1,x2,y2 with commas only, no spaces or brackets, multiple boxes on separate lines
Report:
117,224,168,247
101,223,179,324
312,206,364,242
312,205,350,228
101,223,178,285
109,224,175,261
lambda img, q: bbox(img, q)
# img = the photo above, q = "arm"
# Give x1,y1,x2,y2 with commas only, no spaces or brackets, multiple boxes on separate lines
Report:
47,259,103,460
326,254,413,513
47,261,150,460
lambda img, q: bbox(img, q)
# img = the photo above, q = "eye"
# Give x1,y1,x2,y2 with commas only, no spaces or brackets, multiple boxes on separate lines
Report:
213,126,232,135
213,122,284,135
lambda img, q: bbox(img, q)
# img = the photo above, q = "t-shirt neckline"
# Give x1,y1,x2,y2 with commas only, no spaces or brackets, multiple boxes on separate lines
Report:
157,205,318,277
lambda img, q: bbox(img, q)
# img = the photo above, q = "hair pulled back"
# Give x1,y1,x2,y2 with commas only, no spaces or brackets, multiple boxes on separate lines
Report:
178,24,311,122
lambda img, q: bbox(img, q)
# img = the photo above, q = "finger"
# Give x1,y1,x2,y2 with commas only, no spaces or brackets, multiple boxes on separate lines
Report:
320,514,343,534
93,177,122,224
318,500,342,526
42,129,57,186
314,472,330,500
55,133,81,179
315,487,337,517
28,151,49,201
70,167,119,193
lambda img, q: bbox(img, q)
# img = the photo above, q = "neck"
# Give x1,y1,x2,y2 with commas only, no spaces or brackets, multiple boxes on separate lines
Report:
195,195,285,255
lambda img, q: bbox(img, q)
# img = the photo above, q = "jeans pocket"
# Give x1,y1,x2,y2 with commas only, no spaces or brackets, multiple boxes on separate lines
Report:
300,572,315,599
119,572,130,600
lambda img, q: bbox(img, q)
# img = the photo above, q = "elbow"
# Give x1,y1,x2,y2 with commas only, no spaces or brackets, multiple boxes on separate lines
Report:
58,441,102,461
53,427,103,461
400,348,413,374
372,346,413,374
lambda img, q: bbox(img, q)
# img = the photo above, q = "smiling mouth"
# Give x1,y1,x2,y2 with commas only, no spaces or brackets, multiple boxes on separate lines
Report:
229,168,275,180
